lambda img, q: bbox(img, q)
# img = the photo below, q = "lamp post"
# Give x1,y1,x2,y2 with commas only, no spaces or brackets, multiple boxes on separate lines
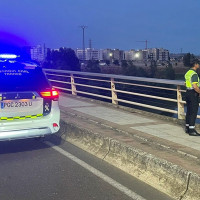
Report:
80,25,87,61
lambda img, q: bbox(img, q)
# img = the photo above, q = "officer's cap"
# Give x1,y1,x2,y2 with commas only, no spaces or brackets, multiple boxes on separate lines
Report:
191,59,200,66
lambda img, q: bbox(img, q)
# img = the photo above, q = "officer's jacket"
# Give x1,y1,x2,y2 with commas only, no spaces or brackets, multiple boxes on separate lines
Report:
185,69,200,89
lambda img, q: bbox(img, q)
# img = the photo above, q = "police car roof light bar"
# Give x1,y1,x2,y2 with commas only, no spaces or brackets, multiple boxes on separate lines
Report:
0,54,18,59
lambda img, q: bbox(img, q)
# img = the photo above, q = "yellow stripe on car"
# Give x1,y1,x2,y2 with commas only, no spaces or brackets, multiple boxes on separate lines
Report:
0,114,43,121
7,118,14,121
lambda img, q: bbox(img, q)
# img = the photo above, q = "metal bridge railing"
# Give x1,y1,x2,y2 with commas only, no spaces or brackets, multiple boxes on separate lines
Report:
44,69,188,120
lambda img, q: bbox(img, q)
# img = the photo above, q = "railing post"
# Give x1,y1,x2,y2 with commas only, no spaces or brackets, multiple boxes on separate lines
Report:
177,85,185,120
111,78,118,104
71,74,77,95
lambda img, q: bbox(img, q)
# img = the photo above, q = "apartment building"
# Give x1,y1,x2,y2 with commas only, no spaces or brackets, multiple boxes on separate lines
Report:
124,49,148,61
102,49,124,61
30,44,46,62
75,48,103,60
147,48,159,61
124,48,169,61
22,44,47,62
102,49,113,60
158,48,169,61
112,49,124,61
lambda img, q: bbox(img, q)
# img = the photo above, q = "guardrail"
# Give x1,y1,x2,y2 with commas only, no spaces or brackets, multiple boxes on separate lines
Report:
44,69,188,120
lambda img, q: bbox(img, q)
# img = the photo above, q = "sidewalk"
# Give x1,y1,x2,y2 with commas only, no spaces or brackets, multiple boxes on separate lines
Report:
58,93,200,200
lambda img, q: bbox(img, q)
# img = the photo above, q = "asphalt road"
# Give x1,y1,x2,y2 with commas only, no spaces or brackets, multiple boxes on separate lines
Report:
0,135,174,200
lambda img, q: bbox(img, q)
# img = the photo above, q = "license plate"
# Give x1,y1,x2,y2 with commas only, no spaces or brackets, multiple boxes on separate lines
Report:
1,100,33,109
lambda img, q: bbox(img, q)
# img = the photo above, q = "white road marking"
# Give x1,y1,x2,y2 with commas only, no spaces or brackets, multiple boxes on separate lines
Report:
45,141,146,200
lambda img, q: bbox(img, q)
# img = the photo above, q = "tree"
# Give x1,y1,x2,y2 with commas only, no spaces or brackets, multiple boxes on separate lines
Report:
113,60,119,66
105,60,110,66
43,48,80,71
121,60,137,76
121,60,128,68
85,60,101,73
137,67,148,77
183,53,195,67
149,60,157,78
164,62,175,80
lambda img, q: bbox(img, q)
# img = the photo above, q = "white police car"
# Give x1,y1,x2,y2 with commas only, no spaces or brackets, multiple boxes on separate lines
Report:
0,54,60,140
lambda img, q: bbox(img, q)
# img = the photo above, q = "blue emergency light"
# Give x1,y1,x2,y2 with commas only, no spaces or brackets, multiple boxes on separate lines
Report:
0,54,19,59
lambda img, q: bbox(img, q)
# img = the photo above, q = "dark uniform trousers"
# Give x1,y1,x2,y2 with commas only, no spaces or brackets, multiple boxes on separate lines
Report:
186,90,199,127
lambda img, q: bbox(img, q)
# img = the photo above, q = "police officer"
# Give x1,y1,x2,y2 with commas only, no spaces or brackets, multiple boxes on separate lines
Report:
185,59,200,136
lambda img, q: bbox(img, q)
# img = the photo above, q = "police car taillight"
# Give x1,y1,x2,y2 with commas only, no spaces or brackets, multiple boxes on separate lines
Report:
53,123,59,131
40,89,59,100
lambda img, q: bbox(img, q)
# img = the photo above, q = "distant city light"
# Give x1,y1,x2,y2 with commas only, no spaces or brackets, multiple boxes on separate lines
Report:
0,54,18,59
135,53,140,58
109,53,113,57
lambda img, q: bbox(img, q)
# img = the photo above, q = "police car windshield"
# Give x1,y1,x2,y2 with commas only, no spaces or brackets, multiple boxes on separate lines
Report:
0,62,51,92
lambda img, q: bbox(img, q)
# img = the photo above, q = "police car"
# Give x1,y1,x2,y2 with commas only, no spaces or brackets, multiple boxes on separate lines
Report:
0,54,60,140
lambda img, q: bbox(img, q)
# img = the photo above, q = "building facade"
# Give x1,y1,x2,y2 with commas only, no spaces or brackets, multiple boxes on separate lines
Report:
28,45,169,63
158,48,169,61
124,48,169,61
124,49,149,61
102,49,124,61
75,48,103,60
30,44,47,62
147,48,159,61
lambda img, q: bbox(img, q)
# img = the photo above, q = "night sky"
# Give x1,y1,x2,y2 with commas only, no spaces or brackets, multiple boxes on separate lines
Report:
0,0,199,54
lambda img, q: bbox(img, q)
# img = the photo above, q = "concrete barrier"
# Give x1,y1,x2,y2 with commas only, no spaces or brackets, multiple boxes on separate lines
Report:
57,119,200,200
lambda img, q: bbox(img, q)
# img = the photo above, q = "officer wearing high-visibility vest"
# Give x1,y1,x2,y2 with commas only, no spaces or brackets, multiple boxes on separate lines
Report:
185,59,200,136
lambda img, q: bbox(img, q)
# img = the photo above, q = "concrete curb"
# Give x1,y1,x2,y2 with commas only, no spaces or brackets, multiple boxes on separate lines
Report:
57,119,200,200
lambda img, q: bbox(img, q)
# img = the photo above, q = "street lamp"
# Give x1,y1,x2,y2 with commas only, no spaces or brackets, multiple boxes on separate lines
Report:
135,53,140,58
80,25,87,61
109,52,113,63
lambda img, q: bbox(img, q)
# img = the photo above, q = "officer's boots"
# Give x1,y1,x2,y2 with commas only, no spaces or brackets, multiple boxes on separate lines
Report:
188,128,200,136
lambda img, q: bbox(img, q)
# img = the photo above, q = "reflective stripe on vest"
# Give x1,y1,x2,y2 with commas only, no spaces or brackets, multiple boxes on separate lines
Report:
185,70,200,89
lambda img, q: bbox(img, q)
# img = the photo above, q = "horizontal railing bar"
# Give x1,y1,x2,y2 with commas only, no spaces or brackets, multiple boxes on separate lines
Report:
44,69,185,86
52,86,72,92
115,89,177,102
46,73,71,78
114,81,177,91
74,83,111,91
117,98,178,114
73,76,111,83
76,90,112,100
48,79,71,84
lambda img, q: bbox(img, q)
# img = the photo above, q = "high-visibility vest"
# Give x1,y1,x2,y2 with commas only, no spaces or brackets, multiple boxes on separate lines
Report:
185,69,200,89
